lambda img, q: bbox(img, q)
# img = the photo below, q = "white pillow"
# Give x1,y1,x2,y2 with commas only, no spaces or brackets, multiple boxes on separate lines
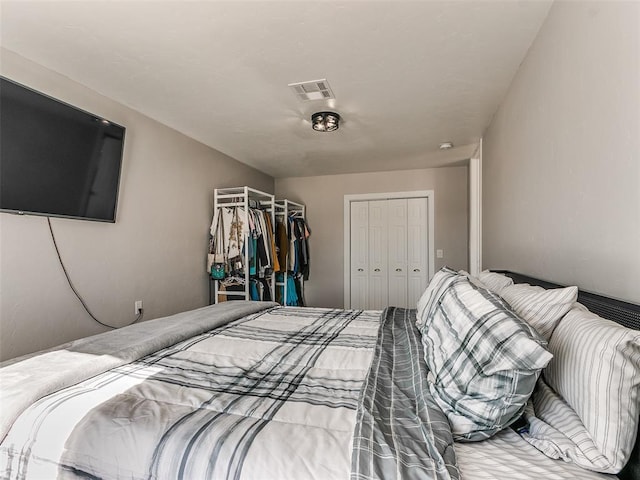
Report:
500,283,578,340
522,305,640,474
477,270,513,295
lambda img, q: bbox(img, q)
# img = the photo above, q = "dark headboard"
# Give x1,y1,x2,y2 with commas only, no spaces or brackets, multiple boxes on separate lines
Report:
494,271,640,480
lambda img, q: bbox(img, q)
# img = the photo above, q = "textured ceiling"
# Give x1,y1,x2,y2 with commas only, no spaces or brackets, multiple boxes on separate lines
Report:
0,1,552,178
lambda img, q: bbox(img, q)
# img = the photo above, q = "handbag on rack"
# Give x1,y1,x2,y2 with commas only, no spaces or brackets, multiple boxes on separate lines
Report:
210,209,227,280
211,262,226,280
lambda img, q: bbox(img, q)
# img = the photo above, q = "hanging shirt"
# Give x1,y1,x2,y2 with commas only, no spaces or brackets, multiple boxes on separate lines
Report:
276,221,288,272
209,207,250,260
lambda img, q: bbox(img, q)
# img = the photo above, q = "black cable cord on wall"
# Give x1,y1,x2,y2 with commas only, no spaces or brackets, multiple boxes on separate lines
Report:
47,217,142,329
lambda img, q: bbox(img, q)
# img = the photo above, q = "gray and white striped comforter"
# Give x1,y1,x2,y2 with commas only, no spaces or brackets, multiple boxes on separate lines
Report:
0,303,458,480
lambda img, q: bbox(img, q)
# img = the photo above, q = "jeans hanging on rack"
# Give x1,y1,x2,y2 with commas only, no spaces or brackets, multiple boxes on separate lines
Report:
249,279,260,301
258,278,272,301
249,237,258,276
276,273,298,306
294,276,304,307
286,276,299,306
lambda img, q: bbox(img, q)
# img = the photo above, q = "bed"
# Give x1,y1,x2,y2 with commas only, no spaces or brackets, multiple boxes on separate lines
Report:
0,270,638,480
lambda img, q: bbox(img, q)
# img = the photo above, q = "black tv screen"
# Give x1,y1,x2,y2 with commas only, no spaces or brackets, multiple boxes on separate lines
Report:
0,77,125,222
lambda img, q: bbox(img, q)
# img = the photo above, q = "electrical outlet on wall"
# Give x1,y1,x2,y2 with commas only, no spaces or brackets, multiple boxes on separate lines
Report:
436,249,444,259
135,300,143,315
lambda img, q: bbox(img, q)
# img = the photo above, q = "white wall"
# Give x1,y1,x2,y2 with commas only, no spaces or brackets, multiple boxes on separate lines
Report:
482,1,640,303
276,166,469,308
0,50,274,361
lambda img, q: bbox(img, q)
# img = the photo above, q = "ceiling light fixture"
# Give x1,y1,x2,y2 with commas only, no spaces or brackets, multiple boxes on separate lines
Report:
439,142,454,150
311,112,340,132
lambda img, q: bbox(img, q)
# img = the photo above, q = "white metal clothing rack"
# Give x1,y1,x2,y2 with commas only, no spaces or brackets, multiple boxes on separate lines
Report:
212,186,275,303
275,199,306,306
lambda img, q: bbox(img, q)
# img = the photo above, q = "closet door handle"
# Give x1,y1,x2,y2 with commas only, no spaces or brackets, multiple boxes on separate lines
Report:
413,269,420,272
357,268,364,272
395,268,403,272
374,268,381,272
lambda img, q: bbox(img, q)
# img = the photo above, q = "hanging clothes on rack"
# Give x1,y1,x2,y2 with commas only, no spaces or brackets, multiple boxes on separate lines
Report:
265,213,279,273
210,186,277,304
209,206,277,278
209,204,277,301
209,206,248,263
248,207,274,278
275,220,289,273
273,199,309,307
275,273,299,306
288,216,311,279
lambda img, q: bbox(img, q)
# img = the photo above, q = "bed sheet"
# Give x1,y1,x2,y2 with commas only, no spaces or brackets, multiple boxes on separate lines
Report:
455,428,617,480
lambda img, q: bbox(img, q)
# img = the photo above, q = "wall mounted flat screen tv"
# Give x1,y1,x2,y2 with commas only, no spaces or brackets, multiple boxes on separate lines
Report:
0,77,126,222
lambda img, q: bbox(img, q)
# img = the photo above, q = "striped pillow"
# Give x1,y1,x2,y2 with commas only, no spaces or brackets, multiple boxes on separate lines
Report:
421,276,552,441
415,267,458,330
500,283,578,340
523,305,640,473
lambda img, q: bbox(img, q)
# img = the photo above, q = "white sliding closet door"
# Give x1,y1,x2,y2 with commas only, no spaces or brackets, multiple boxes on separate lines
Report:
407,197,429,307
350,201,369,309
368,200,389,310
387,199,408,308
348,195,430,310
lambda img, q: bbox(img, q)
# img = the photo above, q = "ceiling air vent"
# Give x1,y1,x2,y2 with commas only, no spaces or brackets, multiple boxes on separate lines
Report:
288,79,335,101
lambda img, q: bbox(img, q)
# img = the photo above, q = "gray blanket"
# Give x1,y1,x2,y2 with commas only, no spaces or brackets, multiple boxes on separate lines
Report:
351,307,459,480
